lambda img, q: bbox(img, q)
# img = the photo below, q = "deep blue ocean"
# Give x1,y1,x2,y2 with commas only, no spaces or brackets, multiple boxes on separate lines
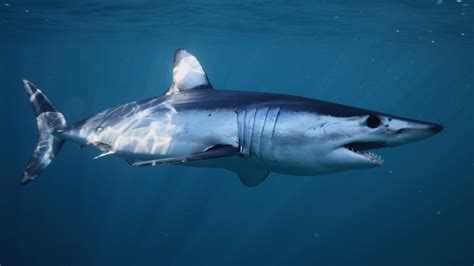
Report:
1,0,473,265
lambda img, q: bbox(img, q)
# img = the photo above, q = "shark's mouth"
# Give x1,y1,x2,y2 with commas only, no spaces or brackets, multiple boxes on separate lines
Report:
343,141,385,165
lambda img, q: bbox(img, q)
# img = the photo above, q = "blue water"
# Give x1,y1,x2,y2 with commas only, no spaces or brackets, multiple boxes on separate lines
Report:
1,1,473,265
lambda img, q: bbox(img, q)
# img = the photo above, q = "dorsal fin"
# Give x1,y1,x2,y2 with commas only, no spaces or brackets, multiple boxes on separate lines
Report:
165,49,213,96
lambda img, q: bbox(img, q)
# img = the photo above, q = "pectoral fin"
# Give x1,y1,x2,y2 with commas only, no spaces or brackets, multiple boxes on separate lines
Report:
132,144,239,167
93,150,115,160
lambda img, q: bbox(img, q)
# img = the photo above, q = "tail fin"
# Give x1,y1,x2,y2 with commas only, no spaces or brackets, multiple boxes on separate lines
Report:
21,79,66,185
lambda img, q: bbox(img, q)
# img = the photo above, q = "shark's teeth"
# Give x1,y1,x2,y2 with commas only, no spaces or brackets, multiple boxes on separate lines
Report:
362,151,384,165
349,148,383,165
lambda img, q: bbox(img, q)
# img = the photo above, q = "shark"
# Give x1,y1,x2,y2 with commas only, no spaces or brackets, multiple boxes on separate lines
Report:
21,49,443,186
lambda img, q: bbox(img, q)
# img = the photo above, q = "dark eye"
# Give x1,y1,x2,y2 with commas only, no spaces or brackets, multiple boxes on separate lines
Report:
366,115,381,128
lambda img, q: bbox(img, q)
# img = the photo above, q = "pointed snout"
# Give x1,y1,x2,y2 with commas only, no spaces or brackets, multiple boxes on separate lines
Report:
427,123,444,134
399,121,443,136
383,118,443,147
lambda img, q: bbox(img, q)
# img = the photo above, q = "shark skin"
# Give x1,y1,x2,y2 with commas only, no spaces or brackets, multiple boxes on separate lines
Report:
21,49,443,186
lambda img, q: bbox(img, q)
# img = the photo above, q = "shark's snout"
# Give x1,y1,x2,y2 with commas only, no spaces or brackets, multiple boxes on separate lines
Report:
397,122,443,134
387,119,444,147
428,123,444,134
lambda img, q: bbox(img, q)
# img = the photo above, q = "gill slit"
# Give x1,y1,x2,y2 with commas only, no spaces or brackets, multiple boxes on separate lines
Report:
248,108,258,156
271,107,281,141
258,108,270,159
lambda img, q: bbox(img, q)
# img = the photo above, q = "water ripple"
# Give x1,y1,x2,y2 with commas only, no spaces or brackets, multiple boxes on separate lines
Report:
0,0,472,43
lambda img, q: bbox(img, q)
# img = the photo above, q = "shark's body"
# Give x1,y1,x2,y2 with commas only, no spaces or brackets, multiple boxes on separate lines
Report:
21,49,443,186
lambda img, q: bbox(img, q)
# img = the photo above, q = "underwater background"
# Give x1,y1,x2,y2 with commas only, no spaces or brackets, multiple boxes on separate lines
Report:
1,0,473,265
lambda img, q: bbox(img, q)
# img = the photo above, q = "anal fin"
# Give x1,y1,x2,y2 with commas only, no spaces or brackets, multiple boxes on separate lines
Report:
132,144,239,167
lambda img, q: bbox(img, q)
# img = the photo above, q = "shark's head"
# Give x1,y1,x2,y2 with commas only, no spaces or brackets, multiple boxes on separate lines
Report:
263,101,444,176
317,110,443,172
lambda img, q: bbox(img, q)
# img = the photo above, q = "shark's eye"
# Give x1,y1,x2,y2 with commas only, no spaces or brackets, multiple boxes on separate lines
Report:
366,115,381,128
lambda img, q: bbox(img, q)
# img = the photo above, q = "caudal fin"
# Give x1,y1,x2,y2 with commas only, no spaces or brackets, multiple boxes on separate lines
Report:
21,79,66,185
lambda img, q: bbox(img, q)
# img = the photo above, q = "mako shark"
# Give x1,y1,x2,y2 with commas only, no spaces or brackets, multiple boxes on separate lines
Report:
21,49,443,186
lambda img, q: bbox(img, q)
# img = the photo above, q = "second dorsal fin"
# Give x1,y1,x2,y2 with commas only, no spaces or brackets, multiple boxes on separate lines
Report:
165,49,213,96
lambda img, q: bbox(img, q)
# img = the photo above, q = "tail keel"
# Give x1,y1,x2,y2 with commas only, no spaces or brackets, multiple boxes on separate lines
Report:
22,79,66,184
